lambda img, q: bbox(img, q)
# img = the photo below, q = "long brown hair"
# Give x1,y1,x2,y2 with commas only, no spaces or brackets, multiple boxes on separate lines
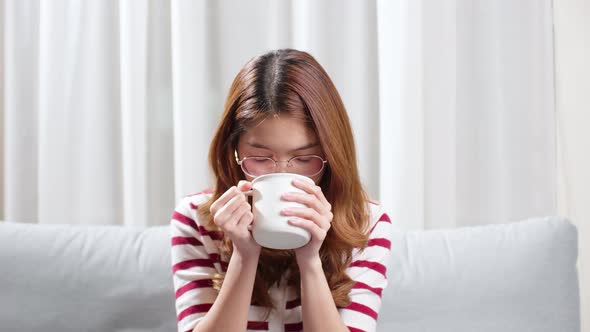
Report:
199,49,370,312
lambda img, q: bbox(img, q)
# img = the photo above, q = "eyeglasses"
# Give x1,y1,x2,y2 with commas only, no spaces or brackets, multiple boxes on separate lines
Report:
234,150,328,177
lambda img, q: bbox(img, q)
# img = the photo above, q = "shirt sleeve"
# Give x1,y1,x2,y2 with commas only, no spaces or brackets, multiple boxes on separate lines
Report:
170,195,220,332
339,206,393,332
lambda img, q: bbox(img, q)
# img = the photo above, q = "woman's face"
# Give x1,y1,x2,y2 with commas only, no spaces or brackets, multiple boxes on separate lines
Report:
236,114,326,184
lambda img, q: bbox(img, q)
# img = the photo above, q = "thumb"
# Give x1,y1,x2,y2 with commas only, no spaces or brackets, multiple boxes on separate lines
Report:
237,180,252,192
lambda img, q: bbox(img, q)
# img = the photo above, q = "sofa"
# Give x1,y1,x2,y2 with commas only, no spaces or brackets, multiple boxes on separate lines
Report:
0,216,580,332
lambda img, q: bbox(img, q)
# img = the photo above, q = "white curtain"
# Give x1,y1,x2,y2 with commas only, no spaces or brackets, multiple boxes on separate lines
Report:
2,0,557,229
378,0,557,230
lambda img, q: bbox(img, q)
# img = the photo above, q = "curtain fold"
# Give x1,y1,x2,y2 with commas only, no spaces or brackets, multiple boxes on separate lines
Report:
377,0,557,230
0,0,5,220
36,0,122,225
2,0,557,230
120,0,174,227
4,0,41,224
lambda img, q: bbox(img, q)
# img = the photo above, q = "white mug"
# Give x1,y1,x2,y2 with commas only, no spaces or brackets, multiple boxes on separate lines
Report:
246,173,313,249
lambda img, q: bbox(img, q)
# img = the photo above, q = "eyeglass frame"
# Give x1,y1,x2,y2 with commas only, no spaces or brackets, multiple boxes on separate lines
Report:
234,149,328,178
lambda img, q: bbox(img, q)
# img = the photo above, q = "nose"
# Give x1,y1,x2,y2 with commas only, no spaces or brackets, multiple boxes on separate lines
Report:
275,160,290,173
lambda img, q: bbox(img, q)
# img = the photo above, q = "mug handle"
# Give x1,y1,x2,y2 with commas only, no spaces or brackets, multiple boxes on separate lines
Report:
243,189,254,231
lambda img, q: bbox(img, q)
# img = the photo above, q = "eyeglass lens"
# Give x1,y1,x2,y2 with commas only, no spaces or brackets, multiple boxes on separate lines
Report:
241,156,324,177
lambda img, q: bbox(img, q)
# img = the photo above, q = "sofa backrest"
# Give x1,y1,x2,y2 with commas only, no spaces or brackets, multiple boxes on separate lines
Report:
0,222,176,332
0,216,580,332
379,216,580,332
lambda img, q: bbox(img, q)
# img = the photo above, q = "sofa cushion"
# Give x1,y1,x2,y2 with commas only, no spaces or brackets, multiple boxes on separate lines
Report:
378,216,580,332
0,222,176,332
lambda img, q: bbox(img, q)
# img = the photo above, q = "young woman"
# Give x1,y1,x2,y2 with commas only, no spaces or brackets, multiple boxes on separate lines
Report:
170,49,392,332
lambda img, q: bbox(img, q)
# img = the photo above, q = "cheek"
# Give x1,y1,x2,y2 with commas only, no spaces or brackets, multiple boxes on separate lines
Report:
310,170,326,185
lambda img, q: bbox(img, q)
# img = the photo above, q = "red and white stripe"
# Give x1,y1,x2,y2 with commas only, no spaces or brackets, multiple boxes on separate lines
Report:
171,195,223,332
340,208,392,332
171,193,392,332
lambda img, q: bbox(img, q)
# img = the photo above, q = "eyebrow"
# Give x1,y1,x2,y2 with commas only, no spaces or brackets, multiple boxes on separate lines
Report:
247,142,321,153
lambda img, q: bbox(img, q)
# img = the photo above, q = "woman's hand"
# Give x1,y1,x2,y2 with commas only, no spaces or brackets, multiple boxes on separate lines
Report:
210,181,260,257
281,178,333,268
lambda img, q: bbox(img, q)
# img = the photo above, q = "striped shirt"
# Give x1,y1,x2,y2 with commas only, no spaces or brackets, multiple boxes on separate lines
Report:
170,191,392,332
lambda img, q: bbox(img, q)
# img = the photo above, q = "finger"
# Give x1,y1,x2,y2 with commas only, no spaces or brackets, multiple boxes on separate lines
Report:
288,217,327,240
292,179,331,209
281,192,324,214
229,204,251,227
214,193,248,226
237,180,252,192
282,207,328,229
219,203,249,230
236,207,254,227
210,186,241,214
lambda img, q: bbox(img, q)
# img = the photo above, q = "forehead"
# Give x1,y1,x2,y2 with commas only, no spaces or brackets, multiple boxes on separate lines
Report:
238,114,319,152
